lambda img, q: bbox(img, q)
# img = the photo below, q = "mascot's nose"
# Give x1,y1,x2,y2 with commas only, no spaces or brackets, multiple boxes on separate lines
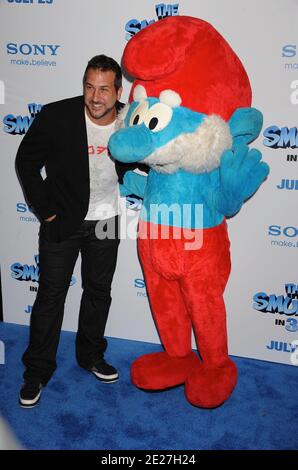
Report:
108,125,154,163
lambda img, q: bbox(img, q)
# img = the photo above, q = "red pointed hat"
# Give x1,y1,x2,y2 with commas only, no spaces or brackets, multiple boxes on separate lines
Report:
123,16,251,121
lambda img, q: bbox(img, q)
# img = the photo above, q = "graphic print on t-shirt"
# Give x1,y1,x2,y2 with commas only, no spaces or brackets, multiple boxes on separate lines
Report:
85,111,120,221
88,145,107,156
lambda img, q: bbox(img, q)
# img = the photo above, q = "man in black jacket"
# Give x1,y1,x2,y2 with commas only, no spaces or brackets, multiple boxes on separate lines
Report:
16,55,128,407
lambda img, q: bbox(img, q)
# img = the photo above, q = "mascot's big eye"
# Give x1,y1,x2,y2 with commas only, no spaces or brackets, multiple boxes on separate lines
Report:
143,103,173,133
129,101,149,127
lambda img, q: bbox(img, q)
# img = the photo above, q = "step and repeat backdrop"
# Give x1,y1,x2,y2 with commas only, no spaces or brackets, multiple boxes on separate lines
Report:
0,0,297,366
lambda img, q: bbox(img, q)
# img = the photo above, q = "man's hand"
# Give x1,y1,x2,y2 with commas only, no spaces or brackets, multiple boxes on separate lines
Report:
45,214,57,222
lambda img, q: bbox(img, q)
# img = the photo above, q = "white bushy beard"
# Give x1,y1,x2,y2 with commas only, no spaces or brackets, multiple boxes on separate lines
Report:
143,115,232,174
115,108,232,174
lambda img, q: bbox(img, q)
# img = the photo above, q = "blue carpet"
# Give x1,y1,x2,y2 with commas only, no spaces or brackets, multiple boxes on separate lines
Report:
0,322,297,450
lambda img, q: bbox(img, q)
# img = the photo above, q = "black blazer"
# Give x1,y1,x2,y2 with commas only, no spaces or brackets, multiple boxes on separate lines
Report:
16,95,131,242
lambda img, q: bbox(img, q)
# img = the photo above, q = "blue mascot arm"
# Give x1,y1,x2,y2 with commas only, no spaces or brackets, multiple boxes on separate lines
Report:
215,108,270,216
119,171,147,198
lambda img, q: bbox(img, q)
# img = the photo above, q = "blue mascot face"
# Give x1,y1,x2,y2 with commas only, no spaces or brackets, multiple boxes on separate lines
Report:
109,85,263,175
109,86,205,166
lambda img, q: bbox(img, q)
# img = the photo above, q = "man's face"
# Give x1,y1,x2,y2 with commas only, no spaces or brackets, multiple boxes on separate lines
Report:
84,68,122,125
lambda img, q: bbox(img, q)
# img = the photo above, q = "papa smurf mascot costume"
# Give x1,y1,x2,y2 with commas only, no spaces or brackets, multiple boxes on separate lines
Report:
109,16,269,408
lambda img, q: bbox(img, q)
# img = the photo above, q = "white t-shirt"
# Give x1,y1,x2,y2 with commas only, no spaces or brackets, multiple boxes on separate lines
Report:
84,111,120,220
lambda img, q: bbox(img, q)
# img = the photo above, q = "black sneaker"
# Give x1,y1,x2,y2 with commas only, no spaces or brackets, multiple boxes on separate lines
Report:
19,381,42,408
90,359,119,383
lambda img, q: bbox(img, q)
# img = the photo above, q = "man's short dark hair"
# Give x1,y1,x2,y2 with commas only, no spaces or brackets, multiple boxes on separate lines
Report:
83,55,122,91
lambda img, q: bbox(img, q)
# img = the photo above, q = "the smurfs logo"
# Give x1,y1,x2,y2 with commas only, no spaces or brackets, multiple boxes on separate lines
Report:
253,283,298,317
11,254,40,282
125,3,179,41
11,254,76,285
3,102,42,135
263,125,298,149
